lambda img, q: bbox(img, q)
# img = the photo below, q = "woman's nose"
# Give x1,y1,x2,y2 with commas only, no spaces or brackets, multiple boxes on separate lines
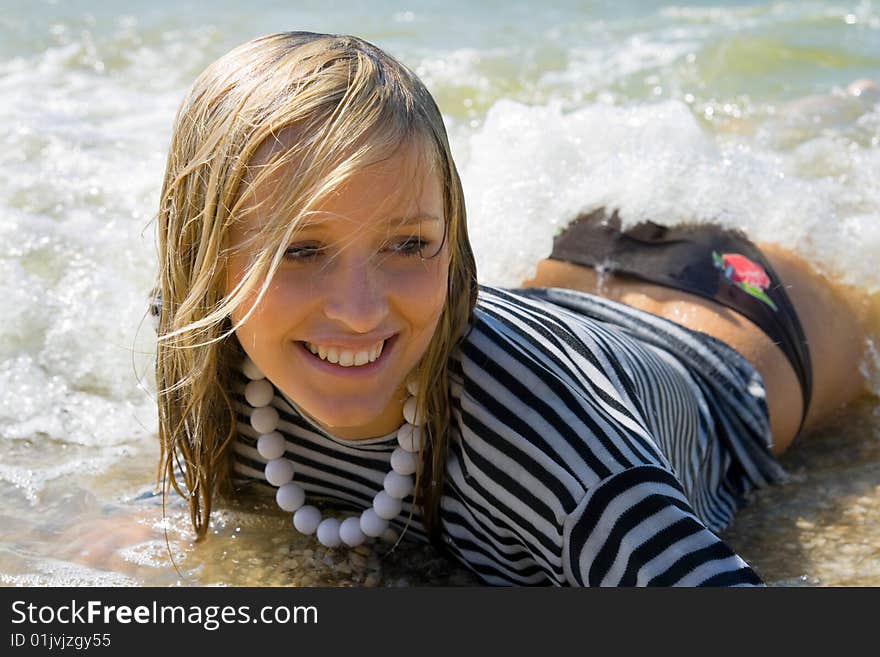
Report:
321,257,389,332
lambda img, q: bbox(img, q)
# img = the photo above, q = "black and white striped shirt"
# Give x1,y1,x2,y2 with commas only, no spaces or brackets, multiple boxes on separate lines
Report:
232,285,785,586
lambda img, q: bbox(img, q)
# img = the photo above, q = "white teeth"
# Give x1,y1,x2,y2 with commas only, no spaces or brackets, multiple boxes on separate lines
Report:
304,339,386,367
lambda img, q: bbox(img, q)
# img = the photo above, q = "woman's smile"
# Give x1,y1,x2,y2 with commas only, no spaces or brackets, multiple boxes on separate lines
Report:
292,334,398,375
302,338,386,366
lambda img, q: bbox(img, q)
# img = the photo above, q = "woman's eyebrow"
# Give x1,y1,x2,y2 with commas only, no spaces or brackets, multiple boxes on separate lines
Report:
296,213,443,230
388,213,443,226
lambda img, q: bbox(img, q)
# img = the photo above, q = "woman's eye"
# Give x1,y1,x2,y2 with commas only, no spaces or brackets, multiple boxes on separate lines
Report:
284,244,322,261
389,238,428,257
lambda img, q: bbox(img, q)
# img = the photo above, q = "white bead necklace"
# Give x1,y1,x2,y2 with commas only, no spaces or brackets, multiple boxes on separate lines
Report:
242,358,424,548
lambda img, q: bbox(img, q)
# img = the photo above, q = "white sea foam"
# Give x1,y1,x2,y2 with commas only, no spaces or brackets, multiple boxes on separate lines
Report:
119,539,190,569
0,559,140,587
0,441,135,503
539,37,698,96
0,34,173,449
459,98,880,291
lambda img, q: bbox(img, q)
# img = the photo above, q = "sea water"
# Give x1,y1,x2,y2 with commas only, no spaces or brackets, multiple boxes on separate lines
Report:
1,0,878,587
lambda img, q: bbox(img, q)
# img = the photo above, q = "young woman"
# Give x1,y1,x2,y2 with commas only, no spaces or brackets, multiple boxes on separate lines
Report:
153,31,870,586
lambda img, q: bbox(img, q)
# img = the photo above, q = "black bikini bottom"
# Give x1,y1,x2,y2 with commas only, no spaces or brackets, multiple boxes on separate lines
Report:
549,207,813,435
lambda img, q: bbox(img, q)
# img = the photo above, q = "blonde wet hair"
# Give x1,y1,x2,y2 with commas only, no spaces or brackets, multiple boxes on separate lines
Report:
154,32,477,541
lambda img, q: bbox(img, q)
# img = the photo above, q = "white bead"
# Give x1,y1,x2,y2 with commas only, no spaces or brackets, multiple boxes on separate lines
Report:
293,505,322,534
264,458,295,486
373,490,403,520
316,518,341,547
397,424,423,452
359,508,389,537
384,471,414,499
339,517,366,547
390,447,417,475
250,405,279,433
402,396,424,426
257,431,286,460
242,358,263,380
405,378,419,396
275,483,305,512
245,378,275,407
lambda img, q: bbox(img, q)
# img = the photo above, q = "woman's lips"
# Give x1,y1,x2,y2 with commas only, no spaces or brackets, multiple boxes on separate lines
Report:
295,335,397,376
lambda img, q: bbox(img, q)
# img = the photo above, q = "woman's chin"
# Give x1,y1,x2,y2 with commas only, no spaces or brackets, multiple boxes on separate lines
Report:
297,397,403,440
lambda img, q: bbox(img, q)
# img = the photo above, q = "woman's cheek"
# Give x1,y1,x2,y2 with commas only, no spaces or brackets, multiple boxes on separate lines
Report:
259,275,318,329
401,257,449,328
229,271,300,341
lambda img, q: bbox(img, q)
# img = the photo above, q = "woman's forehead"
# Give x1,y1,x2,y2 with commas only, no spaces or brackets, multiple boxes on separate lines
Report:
234,139,443,237
247,124,436,176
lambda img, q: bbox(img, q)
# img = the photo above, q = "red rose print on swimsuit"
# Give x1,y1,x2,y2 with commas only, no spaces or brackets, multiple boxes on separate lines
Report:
712,251,778,311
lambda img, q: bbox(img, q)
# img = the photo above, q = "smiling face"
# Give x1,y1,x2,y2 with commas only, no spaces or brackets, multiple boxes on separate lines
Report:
226,141,449,440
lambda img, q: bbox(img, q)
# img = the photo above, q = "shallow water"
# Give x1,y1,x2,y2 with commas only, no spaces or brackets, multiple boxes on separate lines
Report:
1,0,879,586
724,395,880,586
4,396,878,587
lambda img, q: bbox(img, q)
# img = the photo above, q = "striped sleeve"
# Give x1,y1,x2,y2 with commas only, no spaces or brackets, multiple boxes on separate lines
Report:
562,464,764,586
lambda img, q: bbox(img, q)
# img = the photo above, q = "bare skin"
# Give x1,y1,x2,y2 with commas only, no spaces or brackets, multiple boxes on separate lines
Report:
521,243,872,455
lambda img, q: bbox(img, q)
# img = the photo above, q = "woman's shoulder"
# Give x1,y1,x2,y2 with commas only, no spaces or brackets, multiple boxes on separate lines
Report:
449,284,673,489
462,284,656,380
462,284,660,401
470,284,644,343
469,284,608,346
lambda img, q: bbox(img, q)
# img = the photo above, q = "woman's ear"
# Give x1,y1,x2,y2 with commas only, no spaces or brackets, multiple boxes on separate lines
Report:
149,287,162,333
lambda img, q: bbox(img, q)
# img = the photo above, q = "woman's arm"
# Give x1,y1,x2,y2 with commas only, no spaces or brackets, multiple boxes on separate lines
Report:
563,465,763,586
47,490,174,575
